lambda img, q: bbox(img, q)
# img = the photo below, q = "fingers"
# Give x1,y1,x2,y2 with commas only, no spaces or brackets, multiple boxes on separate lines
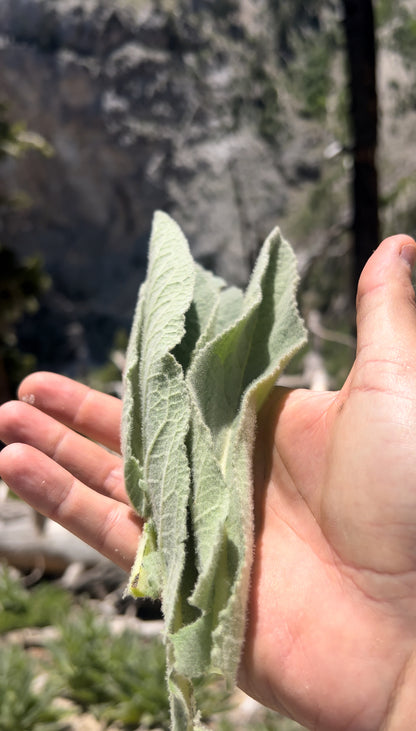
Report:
18,371,122,453
355,234,416,357
0,373,140,570
0,400,128,504
0,443,141,571
347,234,416,395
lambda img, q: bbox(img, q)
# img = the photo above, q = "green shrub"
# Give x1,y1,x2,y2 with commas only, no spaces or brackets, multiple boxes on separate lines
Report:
51,604,171,728
0,643,64,731
0,564,71,634
50,602,236,729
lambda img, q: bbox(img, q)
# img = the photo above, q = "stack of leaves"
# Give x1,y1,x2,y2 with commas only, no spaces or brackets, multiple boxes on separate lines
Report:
121,212,306,730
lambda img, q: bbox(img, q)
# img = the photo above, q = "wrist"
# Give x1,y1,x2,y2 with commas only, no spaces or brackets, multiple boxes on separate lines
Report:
382,652,416,730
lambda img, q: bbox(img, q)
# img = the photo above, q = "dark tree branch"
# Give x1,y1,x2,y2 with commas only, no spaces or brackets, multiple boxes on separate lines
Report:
342,0,379,290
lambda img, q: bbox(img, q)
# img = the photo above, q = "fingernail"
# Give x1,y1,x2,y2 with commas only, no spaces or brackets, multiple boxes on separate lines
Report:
400,244,416,270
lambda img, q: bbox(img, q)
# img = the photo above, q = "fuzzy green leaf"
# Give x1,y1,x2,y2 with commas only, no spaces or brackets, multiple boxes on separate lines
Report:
122,211,195,628
122,211,307,730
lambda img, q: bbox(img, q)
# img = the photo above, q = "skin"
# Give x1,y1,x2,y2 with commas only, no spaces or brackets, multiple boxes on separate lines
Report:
1,235,416,730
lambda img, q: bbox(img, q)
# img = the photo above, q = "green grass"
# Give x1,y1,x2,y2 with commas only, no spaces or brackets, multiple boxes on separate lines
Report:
50,602,235,729
0,643,64,731
0,563,307,730
51,603,172,728
0,564,71,634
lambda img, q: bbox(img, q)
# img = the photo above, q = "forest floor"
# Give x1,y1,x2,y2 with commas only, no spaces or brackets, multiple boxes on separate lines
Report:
0,485,305,731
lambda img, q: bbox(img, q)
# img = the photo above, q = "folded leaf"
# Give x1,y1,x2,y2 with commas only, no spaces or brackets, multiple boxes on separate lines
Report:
122,211,307,730
123,211,195,630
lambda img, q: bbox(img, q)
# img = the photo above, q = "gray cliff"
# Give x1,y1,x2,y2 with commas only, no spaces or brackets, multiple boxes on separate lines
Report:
0,0,316,373
2,0,412,378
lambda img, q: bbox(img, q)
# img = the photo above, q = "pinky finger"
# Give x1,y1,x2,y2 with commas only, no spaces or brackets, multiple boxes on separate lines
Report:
0,443,142,572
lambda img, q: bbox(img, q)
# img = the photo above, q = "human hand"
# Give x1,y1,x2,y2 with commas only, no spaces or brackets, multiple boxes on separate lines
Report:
1,234,416,730
239,234,416,730
0,373,142,570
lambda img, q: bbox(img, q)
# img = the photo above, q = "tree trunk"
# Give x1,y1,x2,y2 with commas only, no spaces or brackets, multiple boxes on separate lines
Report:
342,0,379,291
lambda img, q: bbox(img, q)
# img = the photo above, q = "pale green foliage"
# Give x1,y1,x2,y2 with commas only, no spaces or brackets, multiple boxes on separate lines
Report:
0,563,70,634
122,211,306,730
0,644,64,731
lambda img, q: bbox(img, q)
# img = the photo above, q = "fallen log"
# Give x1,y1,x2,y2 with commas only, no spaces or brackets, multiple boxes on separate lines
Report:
0,491,107,574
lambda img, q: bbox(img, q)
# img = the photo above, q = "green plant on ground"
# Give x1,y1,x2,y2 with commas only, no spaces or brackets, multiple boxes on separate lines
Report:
0,564,71,634
0,570,307,729
50,601,236,729
0,642,64,731
51,603,171,728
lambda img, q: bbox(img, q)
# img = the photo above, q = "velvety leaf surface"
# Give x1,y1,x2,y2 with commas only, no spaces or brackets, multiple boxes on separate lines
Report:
122,212,307,730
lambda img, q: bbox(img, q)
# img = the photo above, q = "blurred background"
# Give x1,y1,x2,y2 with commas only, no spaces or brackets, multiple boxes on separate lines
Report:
2,0,416,402
0,1,416,729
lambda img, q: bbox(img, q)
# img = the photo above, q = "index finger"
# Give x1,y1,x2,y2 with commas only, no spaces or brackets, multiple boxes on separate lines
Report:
18,372,123,454
0,443,140,571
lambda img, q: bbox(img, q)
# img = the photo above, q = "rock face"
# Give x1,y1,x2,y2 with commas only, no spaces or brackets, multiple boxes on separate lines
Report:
0,0,328,373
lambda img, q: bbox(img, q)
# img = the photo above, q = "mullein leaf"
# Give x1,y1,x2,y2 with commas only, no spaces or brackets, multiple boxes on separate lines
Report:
122,212,307,730
123,211,195,629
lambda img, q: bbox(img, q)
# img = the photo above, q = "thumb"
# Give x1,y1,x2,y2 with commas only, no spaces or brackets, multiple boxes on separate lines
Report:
353,234,416,378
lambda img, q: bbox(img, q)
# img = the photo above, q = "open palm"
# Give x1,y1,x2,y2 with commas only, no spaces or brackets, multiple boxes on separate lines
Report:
1,235,416,730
